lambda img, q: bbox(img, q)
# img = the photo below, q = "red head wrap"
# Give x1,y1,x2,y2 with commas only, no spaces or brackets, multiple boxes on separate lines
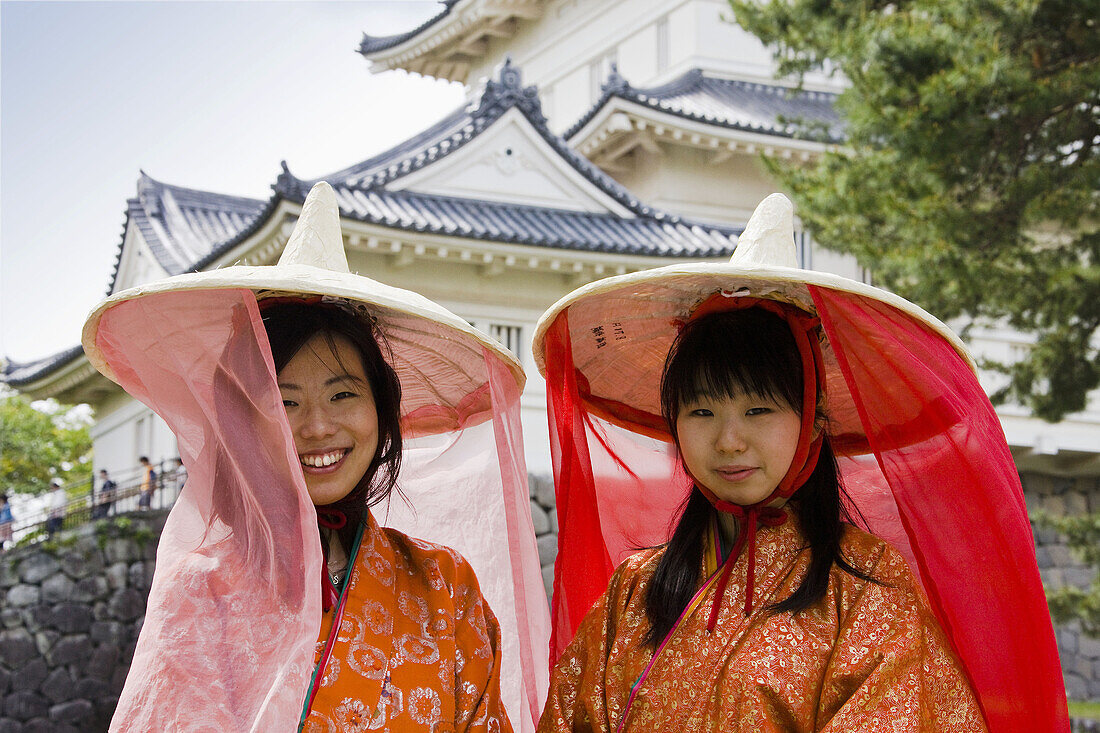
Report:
676,293,825,624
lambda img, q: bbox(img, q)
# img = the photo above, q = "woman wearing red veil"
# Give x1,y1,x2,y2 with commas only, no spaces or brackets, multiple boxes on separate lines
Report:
532,194,1067,732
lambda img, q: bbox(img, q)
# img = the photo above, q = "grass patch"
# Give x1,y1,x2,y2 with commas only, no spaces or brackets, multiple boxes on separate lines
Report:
1070,700,1100,720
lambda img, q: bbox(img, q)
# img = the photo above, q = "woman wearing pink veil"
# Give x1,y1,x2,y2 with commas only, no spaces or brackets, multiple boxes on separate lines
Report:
532,194,1066,731
82,182,550,731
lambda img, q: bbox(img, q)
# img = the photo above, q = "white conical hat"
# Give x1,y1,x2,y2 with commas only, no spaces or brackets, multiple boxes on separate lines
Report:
531,193,972,448
83,182,524,435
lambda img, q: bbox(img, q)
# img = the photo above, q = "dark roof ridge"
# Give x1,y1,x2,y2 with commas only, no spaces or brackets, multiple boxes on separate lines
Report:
137,171,265,212
106,172,271,294
564,67,841,143
2,344,85,387
358,1,460,56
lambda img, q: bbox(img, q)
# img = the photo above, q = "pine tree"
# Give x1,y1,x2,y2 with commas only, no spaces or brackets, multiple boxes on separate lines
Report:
730,0,1100,420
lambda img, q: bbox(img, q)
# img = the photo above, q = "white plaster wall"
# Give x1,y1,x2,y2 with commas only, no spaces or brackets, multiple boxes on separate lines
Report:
618,22,660,88
547,67,593,136
666,1,699,76
113,228,170,294
806,243,865,282
90,394,177,485
396,110,621,213
613,145,777,222
471,0,687,131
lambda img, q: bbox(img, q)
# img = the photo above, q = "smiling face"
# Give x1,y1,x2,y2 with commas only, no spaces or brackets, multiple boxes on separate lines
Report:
277,333,380,506
675,390,802,506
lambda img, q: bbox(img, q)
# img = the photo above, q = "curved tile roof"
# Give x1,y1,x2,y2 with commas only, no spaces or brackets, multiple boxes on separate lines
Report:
565,67,842,143
165,62,740,281
107,174,266,293
20,62,740,387
328,188,735,256
2,345,84,387
358,1,460,55
256,60,738,259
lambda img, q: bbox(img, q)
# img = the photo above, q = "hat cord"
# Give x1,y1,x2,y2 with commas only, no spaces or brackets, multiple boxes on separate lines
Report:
705,500,787,630
317,509,347,612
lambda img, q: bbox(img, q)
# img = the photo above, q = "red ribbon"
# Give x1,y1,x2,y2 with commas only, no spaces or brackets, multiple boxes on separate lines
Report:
705,501,788,630
317,509,347,611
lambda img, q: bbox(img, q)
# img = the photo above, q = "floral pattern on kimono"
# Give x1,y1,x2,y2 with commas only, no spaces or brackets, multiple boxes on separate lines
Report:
304,513,511,733
539,514,987,732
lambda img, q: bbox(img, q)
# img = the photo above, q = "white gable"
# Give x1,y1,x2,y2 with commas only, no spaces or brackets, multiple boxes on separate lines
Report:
112,224,170,294
389,107,634,216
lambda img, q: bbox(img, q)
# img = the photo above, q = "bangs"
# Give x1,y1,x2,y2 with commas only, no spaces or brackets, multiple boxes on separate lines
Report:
661,308,805,427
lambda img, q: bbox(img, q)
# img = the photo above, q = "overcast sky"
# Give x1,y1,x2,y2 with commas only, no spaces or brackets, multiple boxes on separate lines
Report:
1,1,467,365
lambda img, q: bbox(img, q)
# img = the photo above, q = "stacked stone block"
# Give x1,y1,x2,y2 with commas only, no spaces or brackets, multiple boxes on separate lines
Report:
1023,472,1100,703
0,514,164,733
528,473,559,602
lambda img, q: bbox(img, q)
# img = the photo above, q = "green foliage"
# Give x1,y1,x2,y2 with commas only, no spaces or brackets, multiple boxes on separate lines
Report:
0,388,93,495
1035,509,1100,637
729,0,1100,420
1069,699,1100,720
94,515,156,549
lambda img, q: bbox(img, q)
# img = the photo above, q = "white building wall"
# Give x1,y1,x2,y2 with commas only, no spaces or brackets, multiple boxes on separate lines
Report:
90,391,178,485
618,22,659,87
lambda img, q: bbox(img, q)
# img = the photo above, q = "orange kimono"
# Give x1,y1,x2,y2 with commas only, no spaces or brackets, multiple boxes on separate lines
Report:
304,513,511,732
539,512,987,732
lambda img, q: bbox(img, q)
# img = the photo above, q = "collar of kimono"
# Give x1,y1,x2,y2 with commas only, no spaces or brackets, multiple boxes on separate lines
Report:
317,509,348,612
301,511,364,726
680,294,825,628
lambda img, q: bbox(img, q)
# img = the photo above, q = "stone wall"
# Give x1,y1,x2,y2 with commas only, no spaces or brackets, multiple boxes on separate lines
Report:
528,473,559,601
0,512,165,733
1024,472,1100,703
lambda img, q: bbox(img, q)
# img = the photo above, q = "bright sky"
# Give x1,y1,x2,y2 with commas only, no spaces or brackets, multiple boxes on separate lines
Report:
1,1,466,365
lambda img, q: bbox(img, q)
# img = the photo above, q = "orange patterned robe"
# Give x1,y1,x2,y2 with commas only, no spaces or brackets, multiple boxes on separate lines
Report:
303,513,512,732
539,512,987,732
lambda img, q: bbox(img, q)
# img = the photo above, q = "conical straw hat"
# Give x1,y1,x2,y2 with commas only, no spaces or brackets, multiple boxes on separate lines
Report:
83,182,524,434
531,193,973,449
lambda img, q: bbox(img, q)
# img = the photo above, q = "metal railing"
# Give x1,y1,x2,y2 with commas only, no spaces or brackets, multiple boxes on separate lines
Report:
3,460,184,547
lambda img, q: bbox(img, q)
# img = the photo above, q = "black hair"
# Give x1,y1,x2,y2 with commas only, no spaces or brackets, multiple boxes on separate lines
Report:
261,301,403,556
644,307,875,646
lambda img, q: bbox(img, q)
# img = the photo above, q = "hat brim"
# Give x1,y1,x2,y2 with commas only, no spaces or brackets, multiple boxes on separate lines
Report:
83,264,525,436
532,261,973,451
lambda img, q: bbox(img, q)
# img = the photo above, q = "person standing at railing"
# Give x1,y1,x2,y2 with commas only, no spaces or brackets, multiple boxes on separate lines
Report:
46,479,66,538
168,457,186,504
0,494,13,550
137,456,156,511
93,469,116,519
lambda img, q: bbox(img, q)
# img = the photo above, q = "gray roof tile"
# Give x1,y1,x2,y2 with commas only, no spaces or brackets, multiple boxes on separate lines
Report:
322,188,736,256
565,68,842,143
358,1,460,56
2,345,84,387
108,174,266,294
